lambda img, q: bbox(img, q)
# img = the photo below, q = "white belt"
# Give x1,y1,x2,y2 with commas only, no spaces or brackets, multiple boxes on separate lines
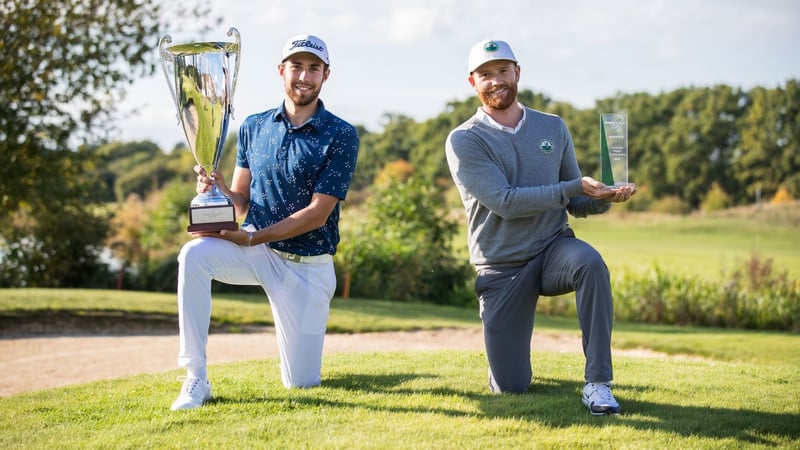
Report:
272,248,332,264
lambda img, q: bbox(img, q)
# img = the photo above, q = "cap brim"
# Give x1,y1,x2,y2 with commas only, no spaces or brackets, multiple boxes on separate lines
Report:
469,58,516,73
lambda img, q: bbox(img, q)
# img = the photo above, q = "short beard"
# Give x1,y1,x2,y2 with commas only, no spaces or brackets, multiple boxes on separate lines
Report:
478,82,517,110
285,83,321,106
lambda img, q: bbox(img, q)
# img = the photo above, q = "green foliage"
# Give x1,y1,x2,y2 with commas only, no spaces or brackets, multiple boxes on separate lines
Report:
612,254,800,332
140,182,194,253
782,173,800,199
0,0,216,288
649,195,692,215
349,114,419,190
0,148,115,288
735,80,800,203
103,142,189,202
0,0,213,212
336,177,473,305
700,181,732,212
0,209,114,288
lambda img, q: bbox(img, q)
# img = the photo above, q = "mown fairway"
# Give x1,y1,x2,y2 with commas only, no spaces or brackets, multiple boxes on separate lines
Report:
2,289,799,448
1,348,798,449
569,205,799,280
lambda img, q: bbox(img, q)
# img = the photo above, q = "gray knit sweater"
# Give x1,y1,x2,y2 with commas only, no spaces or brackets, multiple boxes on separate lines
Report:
445,107,610,268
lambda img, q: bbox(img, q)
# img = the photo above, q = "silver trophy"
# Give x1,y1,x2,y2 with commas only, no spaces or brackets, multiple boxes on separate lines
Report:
159,28,241,232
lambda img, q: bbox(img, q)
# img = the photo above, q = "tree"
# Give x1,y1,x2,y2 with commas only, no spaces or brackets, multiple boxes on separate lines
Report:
349,114,419,191
736,81,800,202
336,174,472,304
658,86,742,208
0,0,216,287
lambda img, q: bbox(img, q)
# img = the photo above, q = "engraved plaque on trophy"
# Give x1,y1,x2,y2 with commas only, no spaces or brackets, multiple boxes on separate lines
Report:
159,28,241,232
600,113,629,188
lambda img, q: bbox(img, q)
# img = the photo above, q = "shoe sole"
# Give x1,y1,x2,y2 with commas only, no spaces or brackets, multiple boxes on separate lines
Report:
171,395,212,411
582,397,620,415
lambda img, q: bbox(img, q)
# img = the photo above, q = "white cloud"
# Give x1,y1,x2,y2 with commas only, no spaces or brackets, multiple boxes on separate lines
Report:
377,7,439,43
115,0,800,150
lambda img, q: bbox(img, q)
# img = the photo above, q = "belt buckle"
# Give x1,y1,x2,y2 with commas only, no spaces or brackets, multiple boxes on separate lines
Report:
287,253,303,263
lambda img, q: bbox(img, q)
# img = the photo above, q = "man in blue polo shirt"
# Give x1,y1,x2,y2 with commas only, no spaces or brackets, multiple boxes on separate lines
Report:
170,34,359,411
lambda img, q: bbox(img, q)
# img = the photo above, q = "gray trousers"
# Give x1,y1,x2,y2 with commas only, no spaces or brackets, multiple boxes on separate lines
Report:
475,228,614,393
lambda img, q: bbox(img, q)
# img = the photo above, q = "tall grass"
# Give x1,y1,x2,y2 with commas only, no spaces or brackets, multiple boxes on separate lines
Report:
613,254,800,332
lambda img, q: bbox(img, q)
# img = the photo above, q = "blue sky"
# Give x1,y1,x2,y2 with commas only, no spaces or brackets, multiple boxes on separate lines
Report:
118,0,800,151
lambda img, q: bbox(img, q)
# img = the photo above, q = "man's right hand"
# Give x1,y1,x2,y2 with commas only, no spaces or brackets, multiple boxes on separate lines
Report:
581,176,637,202
194,165,232,198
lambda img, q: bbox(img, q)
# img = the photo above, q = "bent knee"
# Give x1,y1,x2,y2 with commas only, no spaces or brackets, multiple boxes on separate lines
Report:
177,239,207,266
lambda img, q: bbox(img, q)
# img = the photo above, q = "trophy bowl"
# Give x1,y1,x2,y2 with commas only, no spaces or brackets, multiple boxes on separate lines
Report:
159,28,241,232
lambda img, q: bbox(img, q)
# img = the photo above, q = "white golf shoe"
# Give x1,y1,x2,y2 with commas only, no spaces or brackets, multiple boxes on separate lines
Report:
582,382,620,415
170,377,212,411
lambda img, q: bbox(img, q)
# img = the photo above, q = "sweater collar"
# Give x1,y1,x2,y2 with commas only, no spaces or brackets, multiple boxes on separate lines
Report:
476,103,526,134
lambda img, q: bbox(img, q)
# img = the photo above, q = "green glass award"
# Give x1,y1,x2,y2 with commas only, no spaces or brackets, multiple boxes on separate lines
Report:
600,113,629,187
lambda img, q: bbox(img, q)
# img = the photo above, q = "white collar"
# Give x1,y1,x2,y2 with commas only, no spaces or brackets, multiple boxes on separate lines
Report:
476,103,526,134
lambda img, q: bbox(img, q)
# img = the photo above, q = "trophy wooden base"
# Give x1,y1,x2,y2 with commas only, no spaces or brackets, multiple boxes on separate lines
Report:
187,204,238,233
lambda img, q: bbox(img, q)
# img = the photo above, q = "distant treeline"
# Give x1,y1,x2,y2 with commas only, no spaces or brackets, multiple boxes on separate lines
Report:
91,80,800,212
1,81,798,291
350,81,800,211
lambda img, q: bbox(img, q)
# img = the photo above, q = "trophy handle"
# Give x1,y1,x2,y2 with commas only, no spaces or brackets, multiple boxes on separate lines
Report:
158,34,181,124
226,27,241,119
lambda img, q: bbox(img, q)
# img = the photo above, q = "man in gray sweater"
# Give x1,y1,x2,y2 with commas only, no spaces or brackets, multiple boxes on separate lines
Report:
445,39,636,415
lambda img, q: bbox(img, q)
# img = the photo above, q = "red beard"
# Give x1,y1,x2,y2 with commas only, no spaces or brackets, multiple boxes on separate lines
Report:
477,82,517,110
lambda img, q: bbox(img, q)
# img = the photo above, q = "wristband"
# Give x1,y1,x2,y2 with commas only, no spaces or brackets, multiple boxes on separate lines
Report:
248,231,254,247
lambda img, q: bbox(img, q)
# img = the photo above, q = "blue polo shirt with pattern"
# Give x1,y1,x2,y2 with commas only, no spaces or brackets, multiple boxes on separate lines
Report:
236,100,359,256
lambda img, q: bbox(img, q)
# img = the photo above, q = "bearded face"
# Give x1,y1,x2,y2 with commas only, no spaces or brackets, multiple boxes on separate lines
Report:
470,60,519,111
280,54,329,107
284,76,323,106
476,80,518,110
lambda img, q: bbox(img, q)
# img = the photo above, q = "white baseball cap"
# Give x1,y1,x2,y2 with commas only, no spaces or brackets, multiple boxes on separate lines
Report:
281,34,330,65
468,39,517,73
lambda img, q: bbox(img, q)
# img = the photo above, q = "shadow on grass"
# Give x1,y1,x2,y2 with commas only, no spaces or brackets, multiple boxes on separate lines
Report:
266,372,798,446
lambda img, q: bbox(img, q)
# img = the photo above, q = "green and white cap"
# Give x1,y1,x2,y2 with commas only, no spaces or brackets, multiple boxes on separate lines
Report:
468,39,517,73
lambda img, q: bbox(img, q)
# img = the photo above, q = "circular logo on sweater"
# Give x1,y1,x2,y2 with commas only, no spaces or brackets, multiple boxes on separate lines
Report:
539,139,554,154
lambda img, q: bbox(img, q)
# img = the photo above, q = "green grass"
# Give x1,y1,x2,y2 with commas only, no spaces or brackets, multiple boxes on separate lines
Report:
1,351,797,449
1,289,800,448
570,208,800,280
3,288,800,367
2,207,798,447
0,288,480,333
450,203,800,282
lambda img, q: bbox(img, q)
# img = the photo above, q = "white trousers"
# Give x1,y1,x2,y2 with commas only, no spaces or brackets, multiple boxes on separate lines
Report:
176,237,336,388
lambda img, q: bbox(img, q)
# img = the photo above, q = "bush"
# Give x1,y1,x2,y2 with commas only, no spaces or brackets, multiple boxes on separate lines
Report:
335,177,473,306
770,185,794,205
700,182,732,212
611,255,799,332
649,195,692,215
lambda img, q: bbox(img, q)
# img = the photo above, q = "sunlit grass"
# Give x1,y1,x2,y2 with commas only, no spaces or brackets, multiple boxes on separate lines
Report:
1,350,797,448
450,204,799,281
571,210,799,280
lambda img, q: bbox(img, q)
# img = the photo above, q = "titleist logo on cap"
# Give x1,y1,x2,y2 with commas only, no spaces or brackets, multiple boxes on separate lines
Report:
290,39,324,52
